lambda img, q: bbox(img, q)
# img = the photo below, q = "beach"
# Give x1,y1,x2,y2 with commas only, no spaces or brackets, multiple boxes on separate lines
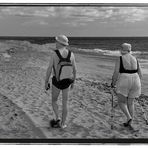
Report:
0,40,148,139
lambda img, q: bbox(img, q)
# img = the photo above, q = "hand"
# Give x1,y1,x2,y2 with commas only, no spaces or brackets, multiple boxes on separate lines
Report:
45,82,50,90
111,82,115,88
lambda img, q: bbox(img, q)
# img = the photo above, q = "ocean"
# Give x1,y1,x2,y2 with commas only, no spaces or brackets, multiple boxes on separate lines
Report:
68,37,148,59
0,36,148,59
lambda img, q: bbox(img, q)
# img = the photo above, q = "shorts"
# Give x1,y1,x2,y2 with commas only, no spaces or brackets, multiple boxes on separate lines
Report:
116,73,141,98
52,76,74,90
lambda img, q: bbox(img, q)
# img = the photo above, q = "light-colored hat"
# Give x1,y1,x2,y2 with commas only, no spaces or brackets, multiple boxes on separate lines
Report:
55,35,69,46
121,43,131,53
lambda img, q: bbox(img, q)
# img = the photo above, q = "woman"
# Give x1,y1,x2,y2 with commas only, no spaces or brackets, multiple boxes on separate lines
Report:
45,35,77,128
111,43,142,128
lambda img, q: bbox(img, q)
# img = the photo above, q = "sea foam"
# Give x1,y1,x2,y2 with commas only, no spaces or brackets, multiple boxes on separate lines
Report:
76,47,148,60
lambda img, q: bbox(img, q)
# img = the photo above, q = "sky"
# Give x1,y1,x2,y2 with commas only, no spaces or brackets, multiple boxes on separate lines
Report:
0,5,148,37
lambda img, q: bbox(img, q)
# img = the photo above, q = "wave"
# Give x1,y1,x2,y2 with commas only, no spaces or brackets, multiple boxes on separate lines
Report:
94,49,120,56
75,48,120,56
75,47,148,58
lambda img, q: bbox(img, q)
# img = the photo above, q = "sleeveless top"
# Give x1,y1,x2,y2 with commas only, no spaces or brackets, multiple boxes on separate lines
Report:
119,56,138,74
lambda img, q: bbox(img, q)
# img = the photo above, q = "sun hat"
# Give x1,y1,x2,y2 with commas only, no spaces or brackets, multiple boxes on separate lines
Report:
55,35,69,46
121,43,131,54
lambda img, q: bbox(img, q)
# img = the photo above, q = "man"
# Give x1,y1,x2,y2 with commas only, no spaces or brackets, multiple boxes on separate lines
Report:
45,35,76,128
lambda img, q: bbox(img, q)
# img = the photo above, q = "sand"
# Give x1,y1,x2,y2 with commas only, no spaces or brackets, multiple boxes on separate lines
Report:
0,93,45,139
0,40,148,139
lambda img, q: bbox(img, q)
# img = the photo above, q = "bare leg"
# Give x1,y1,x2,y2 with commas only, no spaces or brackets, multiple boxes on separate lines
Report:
61,87,69,126
117,93,132,122
127,98,135,118
52,84,60,120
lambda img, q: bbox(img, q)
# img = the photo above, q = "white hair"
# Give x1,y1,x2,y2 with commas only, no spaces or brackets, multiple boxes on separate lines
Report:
121,43,131,53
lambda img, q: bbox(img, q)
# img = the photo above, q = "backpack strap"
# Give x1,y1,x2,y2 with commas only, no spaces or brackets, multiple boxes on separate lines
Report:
66,51,71,62
54,50,63,61
55,50,71,62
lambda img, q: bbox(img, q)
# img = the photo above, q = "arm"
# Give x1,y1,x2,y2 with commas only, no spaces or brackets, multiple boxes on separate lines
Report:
71,53,77,89
137,60,142,79
45,54,54,90
73,58,76,82
111,58,120,87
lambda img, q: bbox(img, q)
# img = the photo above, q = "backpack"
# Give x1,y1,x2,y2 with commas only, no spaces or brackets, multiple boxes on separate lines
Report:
54,50,73,81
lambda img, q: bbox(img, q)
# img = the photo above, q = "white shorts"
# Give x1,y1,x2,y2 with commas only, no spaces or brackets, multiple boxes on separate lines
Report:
116,73,141,98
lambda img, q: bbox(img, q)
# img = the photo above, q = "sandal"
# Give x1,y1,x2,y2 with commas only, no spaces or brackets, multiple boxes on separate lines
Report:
50,119,61,128
61,124,67,129
123,119,132,127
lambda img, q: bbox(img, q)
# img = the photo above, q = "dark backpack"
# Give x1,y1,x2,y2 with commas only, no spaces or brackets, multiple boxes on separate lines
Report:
54,50,73,81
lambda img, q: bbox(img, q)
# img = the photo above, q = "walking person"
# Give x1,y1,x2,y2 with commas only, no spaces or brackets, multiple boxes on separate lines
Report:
45,35,76,129
111,43,142,128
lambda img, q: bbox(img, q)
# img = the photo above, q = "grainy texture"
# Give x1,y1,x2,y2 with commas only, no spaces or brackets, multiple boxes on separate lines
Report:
0,40,148,139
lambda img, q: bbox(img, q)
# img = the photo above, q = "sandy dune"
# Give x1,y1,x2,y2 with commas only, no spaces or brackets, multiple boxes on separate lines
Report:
0,40,148,139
